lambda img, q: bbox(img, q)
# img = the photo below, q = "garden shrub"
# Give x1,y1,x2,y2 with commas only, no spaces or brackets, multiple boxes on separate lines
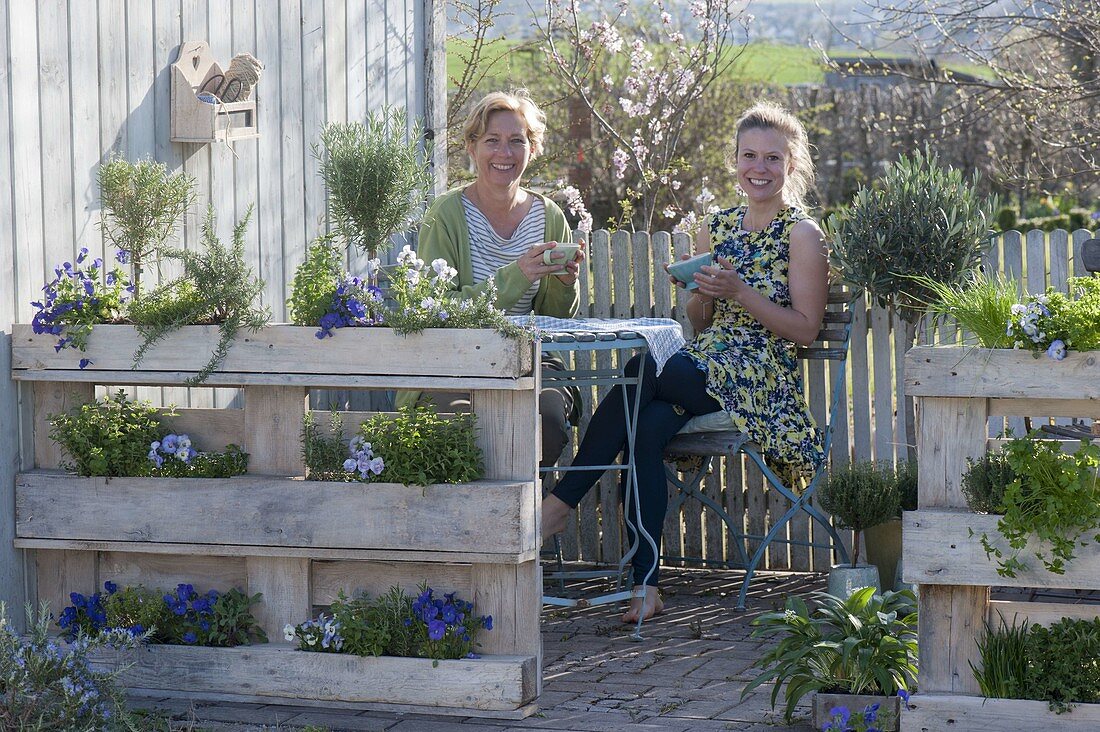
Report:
818,461,900,565
962,451,1015,514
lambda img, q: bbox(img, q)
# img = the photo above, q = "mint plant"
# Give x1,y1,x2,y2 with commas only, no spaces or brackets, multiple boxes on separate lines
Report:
48,390,165,477
358,405,482,486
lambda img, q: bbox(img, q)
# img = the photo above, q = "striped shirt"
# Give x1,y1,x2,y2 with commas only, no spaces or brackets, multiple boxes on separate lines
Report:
462,193,544,315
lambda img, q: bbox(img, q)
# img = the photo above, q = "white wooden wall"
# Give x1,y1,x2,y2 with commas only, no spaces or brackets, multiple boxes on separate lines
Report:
0,0,442,629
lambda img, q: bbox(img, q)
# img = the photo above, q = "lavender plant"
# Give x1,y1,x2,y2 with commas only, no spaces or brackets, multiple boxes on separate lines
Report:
1,601,141,731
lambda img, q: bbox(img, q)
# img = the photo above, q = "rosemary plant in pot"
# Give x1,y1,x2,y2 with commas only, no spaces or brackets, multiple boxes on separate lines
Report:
98,156,196,297
825,148,995,460
315,106,433,280
819,461,901,597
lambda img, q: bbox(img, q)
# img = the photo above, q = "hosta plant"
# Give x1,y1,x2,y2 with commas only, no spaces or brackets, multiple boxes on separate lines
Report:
745,587,918,723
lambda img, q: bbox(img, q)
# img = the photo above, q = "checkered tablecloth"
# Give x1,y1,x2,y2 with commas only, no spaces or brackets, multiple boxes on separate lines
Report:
508,316,686,374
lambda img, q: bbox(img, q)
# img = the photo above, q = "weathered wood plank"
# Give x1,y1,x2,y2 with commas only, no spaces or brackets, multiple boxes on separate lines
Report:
12,325,534,379
903,693,1100,732
89,643,536,710
16,538,535,565
907,346,1100,400
988,398,1100,419
35,549,97,620
32,381,95,469
988,600,1100,628
99,552,247,595
905,509,1100,590
247,556,310,641
311,560,473,606
243,385,307,475
915,398,988,508
16,473,536,556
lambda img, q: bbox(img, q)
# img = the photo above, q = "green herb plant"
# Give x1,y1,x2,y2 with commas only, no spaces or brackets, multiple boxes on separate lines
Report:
358,406,483,486
103,584,174,642
288,236,345,326
961,451,1016,514
127,205,270,384
971,614,1030,700
152,444,249,478
826,147,995,323
978,434,1100,577
315,107,432,259
973,615,1100,713
818,461,900,566
302,410,354,481
744,587,919,723
203,588,268,647
98,156,196,296
895,459,918,513
48,390,166,477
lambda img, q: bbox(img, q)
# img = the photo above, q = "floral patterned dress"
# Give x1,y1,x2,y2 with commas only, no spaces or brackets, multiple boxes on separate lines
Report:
680,205,825,477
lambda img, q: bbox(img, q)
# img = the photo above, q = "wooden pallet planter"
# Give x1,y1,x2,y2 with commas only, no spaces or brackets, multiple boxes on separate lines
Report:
11,324,541,715
902,345,1100,732
88,644,537,712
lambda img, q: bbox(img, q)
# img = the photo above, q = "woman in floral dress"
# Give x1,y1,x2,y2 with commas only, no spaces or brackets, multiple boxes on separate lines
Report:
543,102,829,623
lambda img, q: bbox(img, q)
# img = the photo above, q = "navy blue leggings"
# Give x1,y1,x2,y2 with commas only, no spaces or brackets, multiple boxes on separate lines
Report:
551,352,721,587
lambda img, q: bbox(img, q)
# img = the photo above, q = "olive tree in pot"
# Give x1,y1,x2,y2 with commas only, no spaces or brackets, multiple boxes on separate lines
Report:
819,461,900,598
825,148,995,460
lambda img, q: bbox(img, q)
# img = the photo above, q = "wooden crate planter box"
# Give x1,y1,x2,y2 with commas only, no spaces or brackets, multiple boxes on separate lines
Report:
902,346,1100,732
11,322,541,714
903,694,1100,732
11,324,534,383
903,509,1100,589
16,473,537,561
89,643,537,712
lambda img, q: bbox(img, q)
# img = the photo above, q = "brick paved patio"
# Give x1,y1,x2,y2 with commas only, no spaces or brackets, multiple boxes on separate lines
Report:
137,568,823,731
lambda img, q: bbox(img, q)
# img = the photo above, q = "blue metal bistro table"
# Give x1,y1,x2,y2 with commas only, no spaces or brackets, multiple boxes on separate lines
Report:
516,317,685,638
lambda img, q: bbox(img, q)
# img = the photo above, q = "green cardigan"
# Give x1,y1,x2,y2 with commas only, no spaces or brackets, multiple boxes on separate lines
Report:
395,187,581,410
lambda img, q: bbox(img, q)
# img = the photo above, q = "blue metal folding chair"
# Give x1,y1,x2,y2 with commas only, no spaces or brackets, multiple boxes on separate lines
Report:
662,284,854,610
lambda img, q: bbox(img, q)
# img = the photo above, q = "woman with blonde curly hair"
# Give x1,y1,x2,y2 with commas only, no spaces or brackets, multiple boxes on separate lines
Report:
399,89,584,468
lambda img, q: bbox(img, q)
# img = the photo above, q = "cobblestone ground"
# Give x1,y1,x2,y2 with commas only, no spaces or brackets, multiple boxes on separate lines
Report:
136,568,824,732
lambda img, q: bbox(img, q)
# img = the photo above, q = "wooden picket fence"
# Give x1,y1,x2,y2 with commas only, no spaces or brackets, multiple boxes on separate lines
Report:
554,227,1099,570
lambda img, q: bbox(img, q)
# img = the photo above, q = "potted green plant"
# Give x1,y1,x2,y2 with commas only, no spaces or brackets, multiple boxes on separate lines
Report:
744,587,918,730
819,461,900,597
315,107,433,264
98,155,196,297
826,147,995,459
864,460,917,593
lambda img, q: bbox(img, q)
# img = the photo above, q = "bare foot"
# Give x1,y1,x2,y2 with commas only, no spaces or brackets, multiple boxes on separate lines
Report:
621,586,664,624
542,494,571,541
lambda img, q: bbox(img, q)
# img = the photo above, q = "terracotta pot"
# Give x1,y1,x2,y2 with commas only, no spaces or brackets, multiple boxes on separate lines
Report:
813,691,900,731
